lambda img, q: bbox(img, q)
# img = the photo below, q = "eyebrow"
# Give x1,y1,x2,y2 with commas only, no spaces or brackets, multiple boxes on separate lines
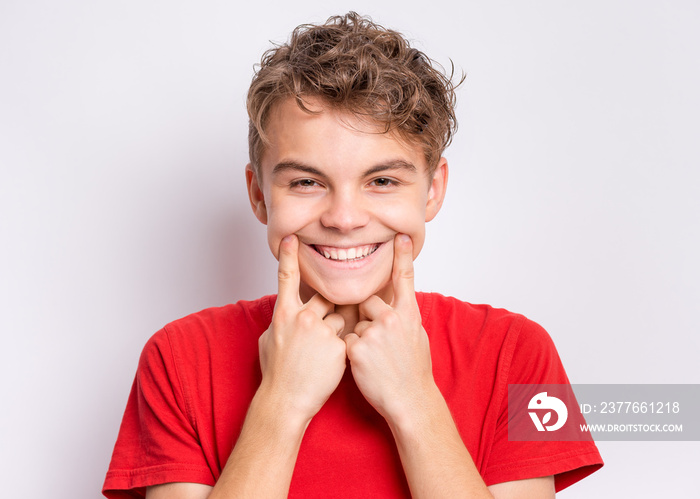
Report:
271,159,417,178
272,160,326,178
363,160,417,177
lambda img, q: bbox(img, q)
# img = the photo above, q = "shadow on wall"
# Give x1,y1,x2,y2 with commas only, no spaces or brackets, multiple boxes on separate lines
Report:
127,158,277,316
89,155,276,496
209,202,277,303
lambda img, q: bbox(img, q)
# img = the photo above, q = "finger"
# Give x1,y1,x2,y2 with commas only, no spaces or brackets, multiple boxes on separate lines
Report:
344,332,360,351
323,312,345,336
276,234,301,308
391,233,416,308
353,320,372,337
304,293,335,318
358,295,387,321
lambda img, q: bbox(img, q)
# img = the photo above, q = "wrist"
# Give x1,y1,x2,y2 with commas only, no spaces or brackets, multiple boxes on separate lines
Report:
385,382,447,436
251,381,314,436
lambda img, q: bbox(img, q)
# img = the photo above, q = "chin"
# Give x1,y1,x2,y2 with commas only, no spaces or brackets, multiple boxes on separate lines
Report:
315,281,389,306
324,294,370,306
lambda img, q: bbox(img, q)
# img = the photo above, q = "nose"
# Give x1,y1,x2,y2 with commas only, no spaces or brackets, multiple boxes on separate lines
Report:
319,188,370,233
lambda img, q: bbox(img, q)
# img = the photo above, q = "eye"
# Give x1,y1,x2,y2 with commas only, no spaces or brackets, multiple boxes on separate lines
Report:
290,178,320,189
370,177,396,188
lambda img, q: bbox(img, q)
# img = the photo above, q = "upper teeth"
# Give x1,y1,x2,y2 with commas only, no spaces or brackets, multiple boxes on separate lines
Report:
315,244,378,261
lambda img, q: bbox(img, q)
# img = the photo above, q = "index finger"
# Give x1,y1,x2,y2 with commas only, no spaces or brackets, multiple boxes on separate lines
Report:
391,233,416,308
277,234,301,308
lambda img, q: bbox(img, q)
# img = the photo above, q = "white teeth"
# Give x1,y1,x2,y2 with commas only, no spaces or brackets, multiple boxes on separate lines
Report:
315,244,378,261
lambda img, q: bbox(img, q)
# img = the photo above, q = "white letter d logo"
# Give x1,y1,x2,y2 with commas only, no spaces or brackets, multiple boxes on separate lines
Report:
528,392,568,431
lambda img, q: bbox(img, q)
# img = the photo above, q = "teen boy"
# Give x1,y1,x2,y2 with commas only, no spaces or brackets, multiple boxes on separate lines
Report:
104,12,602,498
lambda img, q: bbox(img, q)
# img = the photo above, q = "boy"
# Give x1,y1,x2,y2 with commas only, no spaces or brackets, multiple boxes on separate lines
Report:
103,12,602,498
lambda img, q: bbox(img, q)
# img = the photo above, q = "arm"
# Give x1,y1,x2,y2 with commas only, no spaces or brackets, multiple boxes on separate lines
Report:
489,477,555,498
346,235,555,498
148,235,346,499
388,382,493,498
384,373,555,498
205,386,312,498
149,375,314,499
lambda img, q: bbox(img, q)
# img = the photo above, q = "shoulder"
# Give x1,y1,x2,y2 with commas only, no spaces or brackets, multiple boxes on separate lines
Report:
418,291,529,322
147,295,274,345
139,295,275,372
417,294,603,490
161,295,275,337
418,292,561,379
417,291,546,342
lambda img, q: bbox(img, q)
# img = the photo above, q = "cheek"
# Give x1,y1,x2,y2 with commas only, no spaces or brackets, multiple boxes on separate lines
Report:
266,228,280,260
266,216,297,260
409,226,426,257
380,202,427,254
265,198,315,259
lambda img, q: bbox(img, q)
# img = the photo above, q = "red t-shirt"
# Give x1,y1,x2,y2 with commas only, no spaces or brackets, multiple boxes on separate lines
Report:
103,293,602,498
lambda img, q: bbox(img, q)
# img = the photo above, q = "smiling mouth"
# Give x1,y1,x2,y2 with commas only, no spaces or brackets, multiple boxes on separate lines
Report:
312,243,380,262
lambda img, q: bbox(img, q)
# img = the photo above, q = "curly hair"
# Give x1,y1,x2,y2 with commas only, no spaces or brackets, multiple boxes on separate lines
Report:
246,12,461,176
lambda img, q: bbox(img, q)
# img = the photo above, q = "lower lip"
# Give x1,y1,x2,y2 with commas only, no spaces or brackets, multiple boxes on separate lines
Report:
305,242,385,270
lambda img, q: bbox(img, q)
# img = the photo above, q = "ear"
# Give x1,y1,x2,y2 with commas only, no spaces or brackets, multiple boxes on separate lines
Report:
425,157,448,222
245,164,268,224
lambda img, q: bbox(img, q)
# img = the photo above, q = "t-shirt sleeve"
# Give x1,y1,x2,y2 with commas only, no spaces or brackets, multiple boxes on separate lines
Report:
481,317,603,492
102,329,215,498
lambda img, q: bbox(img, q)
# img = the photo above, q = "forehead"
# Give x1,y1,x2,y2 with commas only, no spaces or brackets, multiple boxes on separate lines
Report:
259,98,429,177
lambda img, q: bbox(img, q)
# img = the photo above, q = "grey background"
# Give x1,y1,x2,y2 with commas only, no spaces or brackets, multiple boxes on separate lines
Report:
1,0,698,497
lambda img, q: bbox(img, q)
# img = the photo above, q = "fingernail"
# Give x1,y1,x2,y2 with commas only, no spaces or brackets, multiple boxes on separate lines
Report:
398,234,410,244
282,235,294,243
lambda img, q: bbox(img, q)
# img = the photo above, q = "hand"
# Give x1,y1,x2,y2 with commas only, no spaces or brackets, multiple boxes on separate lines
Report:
258,235,347,423
344,234,437,424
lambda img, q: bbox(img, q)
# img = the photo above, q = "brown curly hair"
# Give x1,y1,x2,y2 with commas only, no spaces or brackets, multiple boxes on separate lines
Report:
246,12,461,176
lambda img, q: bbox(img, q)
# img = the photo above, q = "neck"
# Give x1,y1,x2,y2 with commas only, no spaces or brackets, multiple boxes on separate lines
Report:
327,285,394,337
334,304,361,338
